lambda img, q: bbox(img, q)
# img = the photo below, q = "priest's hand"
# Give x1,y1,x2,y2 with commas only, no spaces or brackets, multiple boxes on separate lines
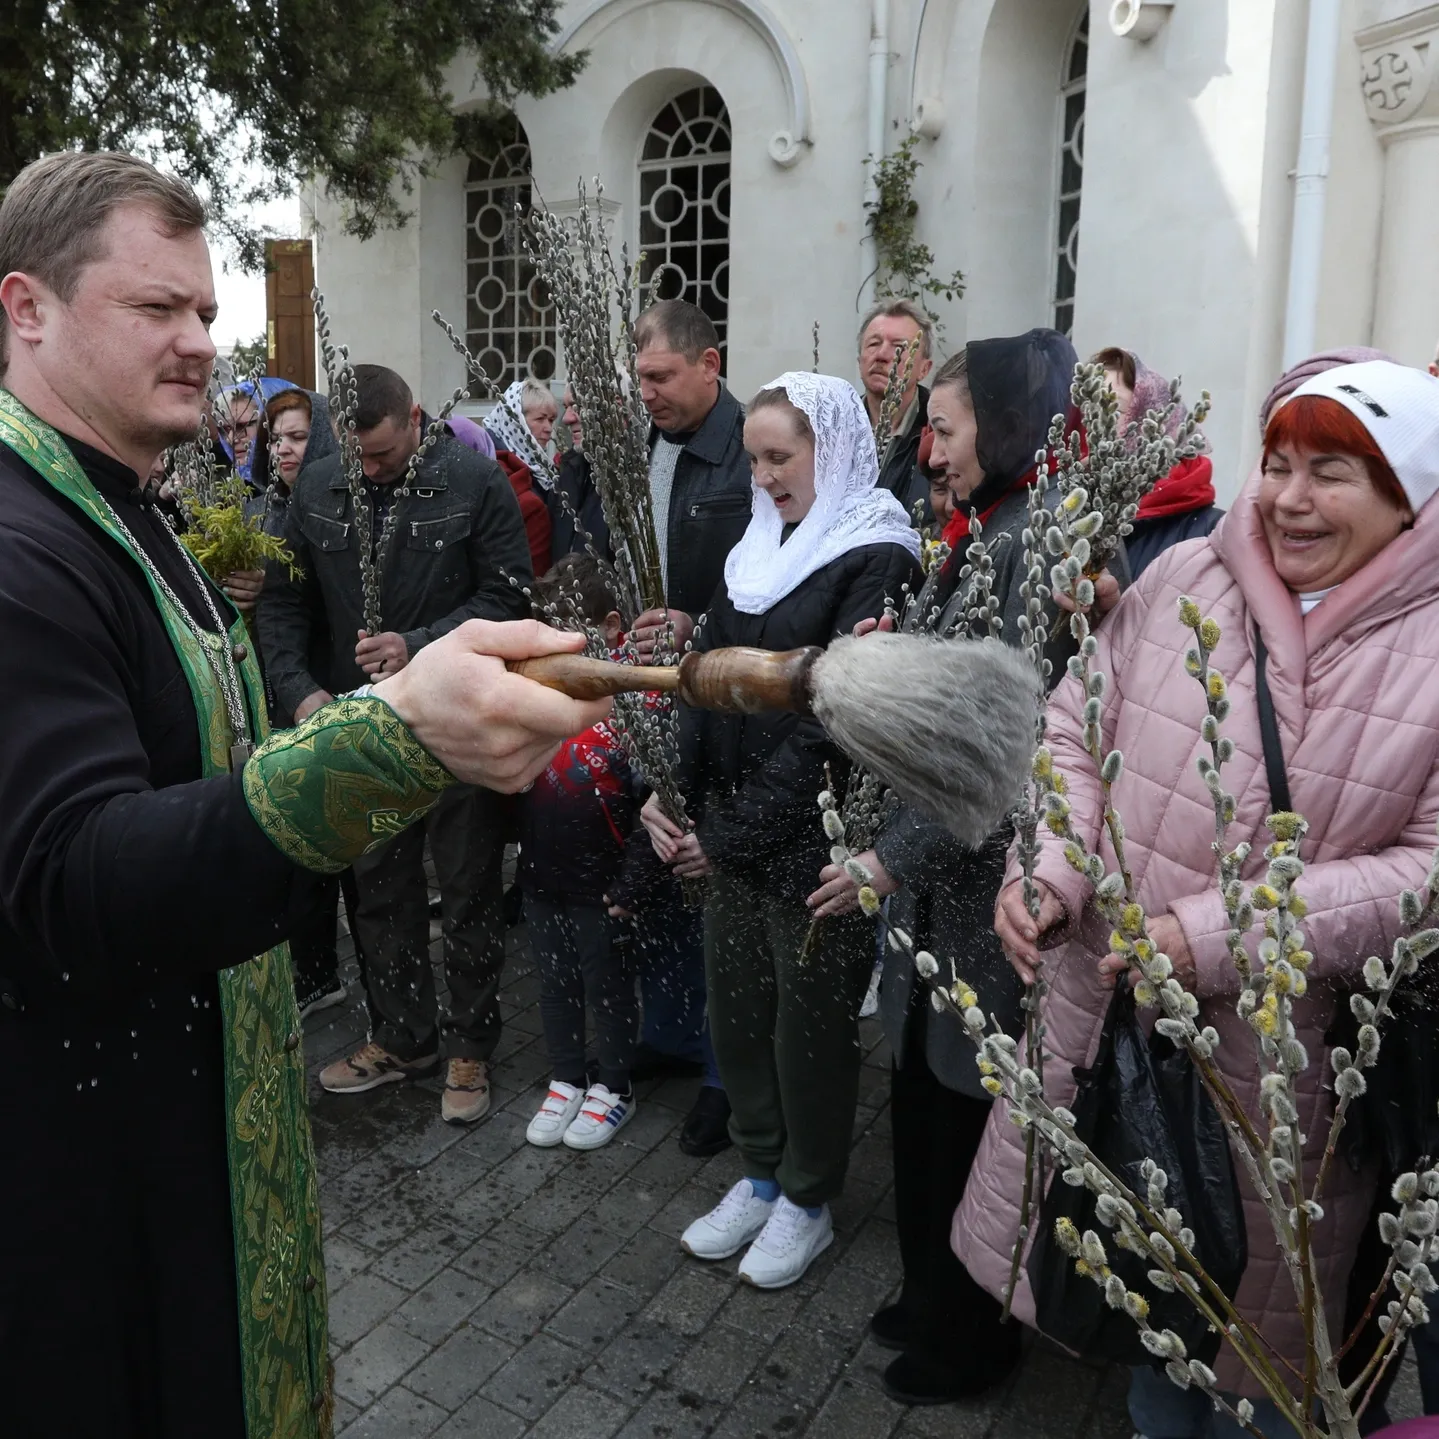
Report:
356,629,410,679
631,608,694,661
372,619,610,792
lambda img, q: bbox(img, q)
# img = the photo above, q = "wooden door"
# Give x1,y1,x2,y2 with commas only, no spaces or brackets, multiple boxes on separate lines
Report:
265,240,316,388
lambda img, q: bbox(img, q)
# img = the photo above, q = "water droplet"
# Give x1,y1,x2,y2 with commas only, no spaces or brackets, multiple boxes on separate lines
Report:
90,1077,98,1088
185,1023,192,1033
60,971,69,982
132,1052,139,1060
62,1039,70,1049
95,1040,101,1049
191,1067,198,1077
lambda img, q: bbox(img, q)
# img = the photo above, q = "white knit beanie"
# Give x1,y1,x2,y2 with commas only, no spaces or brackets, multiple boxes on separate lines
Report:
1289,360,1439,515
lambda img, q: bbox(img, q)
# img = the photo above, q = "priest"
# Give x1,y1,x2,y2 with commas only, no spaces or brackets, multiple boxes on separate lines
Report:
0,151,609,1439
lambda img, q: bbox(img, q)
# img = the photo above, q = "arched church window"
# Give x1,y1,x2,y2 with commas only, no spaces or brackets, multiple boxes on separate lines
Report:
466,118,557,386
639,86,732,371
1053,11,1089,338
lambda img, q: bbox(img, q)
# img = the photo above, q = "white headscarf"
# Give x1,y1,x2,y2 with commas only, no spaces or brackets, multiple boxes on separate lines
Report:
723,372,921,615
485,380,552,483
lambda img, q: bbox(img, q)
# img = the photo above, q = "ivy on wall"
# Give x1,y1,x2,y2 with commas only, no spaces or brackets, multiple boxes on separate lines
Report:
864,133,966,335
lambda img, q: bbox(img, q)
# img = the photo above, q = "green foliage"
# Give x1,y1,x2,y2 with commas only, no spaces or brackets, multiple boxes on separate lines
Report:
0,1,585,265
181,478,300,581
229,332,269,376
864,133,966,336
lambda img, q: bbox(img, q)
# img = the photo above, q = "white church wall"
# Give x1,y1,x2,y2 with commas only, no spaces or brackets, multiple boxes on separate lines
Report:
311,194,424,393
1075,0,1294,500
1315,0,1385,357
522,0,878,397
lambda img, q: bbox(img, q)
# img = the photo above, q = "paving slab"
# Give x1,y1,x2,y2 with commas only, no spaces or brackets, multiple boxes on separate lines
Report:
315,878,1403,1439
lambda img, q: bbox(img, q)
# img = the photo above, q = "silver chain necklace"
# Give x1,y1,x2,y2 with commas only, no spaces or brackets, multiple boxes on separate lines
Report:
100,494,254,770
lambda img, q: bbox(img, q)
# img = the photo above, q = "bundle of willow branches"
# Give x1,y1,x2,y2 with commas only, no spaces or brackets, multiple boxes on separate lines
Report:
515,180,698,850
1045,360,1211,579
165,374,297,595
521,181,663,623
829,426,1439,1435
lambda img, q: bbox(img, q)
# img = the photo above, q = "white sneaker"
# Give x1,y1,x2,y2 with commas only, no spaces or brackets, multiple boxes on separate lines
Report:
526,1081,584,1147
680,1179,777,1260
562,1084,634,1150
737,1197,833,1289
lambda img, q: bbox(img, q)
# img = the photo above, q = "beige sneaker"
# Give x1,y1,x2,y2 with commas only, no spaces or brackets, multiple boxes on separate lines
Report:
441,1058,491,1125
319,1041,439,1094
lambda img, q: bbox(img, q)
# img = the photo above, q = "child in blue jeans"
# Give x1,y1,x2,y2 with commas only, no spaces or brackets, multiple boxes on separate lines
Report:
520,556,641,1150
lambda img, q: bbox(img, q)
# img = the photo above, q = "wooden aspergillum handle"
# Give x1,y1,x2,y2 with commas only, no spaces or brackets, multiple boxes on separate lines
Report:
507,646,822,715
507,653,680,701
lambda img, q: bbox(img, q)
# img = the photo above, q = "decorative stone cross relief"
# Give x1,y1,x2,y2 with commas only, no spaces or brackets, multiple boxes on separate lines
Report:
1358,4,1439,136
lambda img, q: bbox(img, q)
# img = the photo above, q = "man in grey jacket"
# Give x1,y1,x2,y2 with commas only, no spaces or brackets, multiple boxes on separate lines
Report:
258,364,533,1124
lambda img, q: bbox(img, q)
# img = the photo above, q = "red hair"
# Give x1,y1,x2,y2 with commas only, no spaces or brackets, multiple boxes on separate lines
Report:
266,388,311,426
1263,395,1407,510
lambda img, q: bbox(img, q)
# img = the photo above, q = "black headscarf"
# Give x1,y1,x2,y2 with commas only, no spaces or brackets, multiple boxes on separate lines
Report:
963,327,1079,514
935,328,1078,597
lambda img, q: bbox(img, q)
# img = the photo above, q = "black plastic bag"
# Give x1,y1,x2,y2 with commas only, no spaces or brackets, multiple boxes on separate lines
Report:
1026,986,1248,1365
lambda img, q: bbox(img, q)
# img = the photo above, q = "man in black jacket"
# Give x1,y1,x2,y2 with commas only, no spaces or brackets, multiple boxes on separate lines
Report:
622,300,752,1153
629,300,752,657
259,364,534,1125
858,298,934,518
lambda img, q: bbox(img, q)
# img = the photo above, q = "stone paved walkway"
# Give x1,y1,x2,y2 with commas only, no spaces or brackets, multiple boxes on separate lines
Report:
305,893,1422,1439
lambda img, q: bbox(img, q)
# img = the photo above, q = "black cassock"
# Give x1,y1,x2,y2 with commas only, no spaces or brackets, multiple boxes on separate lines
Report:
0,438,307,1438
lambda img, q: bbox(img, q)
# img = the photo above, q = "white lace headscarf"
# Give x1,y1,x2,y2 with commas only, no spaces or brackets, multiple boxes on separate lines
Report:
723,372,921,615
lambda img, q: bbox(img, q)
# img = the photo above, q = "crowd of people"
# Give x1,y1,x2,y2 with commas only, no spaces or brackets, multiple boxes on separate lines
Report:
7,149,1439,1439
219,296,1439,1434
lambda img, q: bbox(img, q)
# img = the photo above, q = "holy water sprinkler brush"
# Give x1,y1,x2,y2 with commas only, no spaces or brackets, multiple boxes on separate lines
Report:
810,634,1040,848
510,633,1040,846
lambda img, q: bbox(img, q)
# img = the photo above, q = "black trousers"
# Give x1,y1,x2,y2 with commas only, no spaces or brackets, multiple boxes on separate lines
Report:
890,1014,1015,1362
287,865,361,988
528,895,637,1092
352,785,506,1062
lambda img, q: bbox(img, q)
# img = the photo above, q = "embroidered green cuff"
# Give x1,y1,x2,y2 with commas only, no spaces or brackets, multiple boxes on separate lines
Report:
243,696,455,873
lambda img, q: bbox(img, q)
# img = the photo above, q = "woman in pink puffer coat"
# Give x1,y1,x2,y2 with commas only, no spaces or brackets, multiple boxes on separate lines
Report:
957,359,1439,1438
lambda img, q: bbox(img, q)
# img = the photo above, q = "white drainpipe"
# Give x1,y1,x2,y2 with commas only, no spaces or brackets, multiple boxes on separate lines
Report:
1282,0,1343,369
860,0,891,311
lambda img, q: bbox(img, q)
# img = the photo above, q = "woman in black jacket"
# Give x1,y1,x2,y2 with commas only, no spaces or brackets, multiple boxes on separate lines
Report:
643,372,922,1290
806,332,1109,1405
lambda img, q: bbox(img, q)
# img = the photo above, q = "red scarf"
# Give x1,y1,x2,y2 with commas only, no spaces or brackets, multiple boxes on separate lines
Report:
941,469,1037,548
1136,455,1215,520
